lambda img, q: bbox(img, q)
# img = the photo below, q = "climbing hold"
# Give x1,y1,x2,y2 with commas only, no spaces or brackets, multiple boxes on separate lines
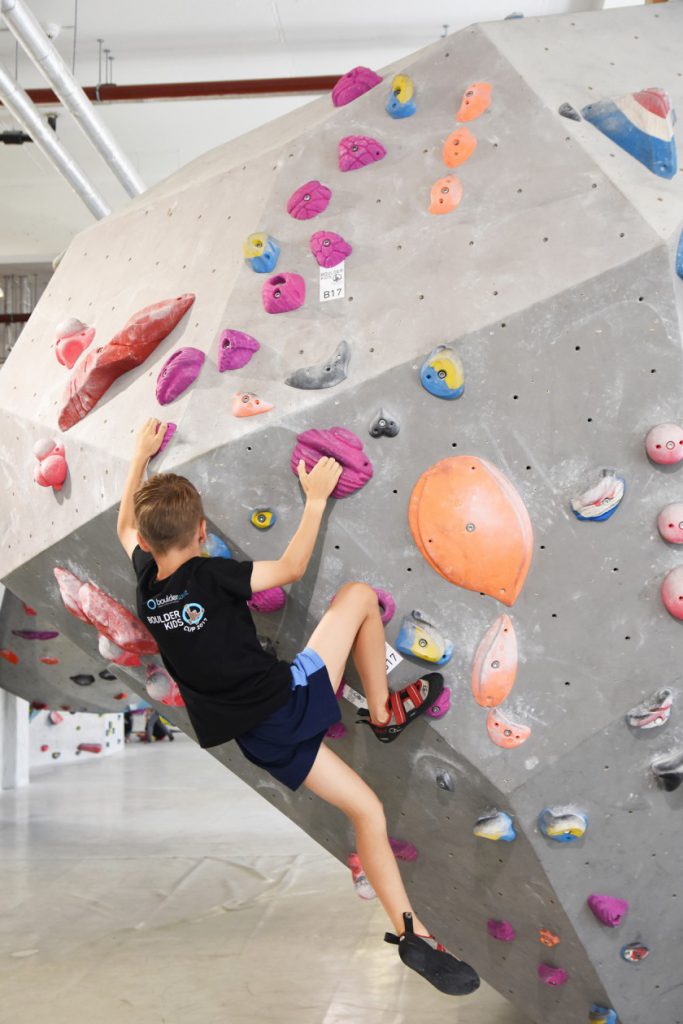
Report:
346,852,376,900
538,808,588,842
155,347,205,404
262,273,305,314
589,1007,618,1024
40,657,59,665
250,508,276,530
202,533,231,559
442,127,477,169
332,66,382,107
389,837,419,861
79,582,157,655
436,770,455,792
54,567,90,624
582,87,677,179
657,502,683,544
373,587,396,625
539,929,560,948
621,942,649,963
248,587,287,613
425,687,451,719
471,615,518,708
626,687,674,729
40,744,49,752
538,964,568,987
243,232,280,273
33,438,68,491
677,227,683,280
55,318,95,368
113,692,127,701
285,339,350,390
473,810,516,842
386,74,416,119
587,894,629,927
98,633,141,666
12,629,59,640
99,669,117,680
661,566,683,621
571,469,625,522
286,180,332,220
69,674,95,686
559,102,581,121
456,82,492,122
21,603,37,615
58,294,195,431
77,743,102,754
151,422,176,458
487,919,516,941
505,11,524,18
231,391,273,418
217,329,260,373
0,649,19,665
486,707,530,748
396,609,453,666
48,711,63,725
31,701,48,710
291,427,373,498
651,748,683,790
338,135,386,172
369,409,399,438
145,664,185,706
326,721,347,739
645,422,683,465
420,344,464,399
409,456,533,606
309,230,352,268
428,175,463,215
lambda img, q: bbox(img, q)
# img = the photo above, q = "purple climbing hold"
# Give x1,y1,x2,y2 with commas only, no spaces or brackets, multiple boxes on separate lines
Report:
338,135,387,172
425,686,451,719
587,893,629,928
262,273,306,314
487,919,516,942
332,66,382,107
218,329,260,372
372,586,396,625
310,231,352,268
12,629,59,640
291,427,373,498
248,587,286,614
155,347,205,404
152,422,176,458
326,721,347,739
286,180,332,220
538,964,568,986
389,836,419,861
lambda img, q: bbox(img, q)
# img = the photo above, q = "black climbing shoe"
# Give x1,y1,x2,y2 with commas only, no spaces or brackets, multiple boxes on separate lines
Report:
384,912,480,996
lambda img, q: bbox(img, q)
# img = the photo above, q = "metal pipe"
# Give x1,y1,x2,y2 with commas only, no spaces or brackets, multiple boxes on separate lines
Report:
0,60,109,218
0,0,144,197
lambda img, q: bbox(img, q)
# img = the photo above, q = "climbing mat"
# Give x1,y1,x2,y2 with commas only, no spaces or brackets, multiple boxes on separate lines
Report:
1,4,683,1022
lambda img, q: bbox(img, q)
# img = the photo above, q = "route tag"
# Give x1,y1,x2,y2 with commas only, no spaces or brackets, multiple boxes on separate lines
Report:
319,261,345,302
385,641,403,674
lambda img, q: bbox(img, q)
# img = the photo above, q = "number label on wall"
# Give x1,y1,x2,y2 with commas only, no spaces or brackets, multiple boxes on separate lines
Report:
319,262,345,302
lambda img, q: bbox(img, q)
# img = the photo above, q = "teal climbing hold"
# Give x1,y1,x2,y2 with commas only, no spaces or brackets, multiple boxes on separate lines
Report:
676,226,683,280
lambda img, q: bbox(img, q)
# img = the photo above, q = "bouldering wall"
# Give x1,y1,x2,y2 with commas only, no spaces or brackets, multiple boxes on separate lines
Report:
1,5,683,1022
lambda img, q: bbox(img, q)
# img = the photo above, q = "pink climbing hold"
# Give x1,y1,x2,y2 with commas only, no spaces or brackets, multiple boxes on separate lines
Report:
155,347,205,404
425,686,451,719
661,566,683,621
658,503,683,544
338,135,387,172
310,231,352,268
326,721,347,739
291,428,374,498
218,329,260,372
232,392,273,418
151,422,176,458
53,567,90,624
332,66,382,107
372,587,396,625
48,711,63,725
145,664,185,707
645,422,683,465
55,318,95,368
538,964,568,987
262,273,306,314
487,919,516,942
587,893,629,928
388,837,419,861
248,587,287,613
33,439,68,491
286,180,332,220
78,743,102,754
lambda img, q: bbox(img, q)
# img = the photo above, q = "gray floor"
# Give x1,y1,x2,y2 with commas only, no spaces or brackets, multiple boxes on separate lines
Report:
0,733,531,1024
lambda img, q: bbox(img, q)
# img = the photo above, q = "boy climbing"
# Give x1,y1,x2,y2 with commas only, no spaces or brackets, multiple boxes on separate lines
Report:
116,417,480,997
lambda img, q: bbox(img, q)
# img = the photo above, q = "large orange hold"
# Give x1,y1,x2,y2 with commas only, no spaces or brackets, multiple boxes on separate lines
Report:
409,456,533,606
472,615,518,708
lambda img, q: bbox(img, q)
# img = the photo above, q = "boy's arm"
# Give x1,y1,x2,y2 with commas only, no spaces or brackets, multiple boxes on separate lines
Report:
116,418,166,559
250,457,342,592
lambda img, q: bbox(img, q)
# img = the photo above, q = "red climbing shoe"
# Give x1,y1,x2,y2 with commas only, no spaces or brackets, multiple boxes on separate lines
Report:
385,912,480,996
357,673,443,743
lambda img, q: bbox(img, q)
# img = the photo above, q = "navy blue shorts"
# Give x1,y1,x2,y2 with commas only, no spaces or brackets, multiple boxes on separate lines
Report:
236,648,341,791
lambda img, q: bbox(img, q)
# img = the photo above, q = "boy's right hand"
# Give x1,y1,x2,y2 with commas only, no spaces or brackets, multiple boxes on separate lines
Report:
135,417,166,460
297,457,343,502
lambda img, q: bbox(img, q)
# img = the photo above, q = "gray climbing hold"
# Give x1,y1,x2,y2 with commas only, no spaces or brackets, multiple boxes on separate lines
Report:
369,409,399,438
436,770,455,792
98,669,117,681
285,339,350,390
651,748,683,791
70,674,95,686
559,102,581,122
505,11,524,18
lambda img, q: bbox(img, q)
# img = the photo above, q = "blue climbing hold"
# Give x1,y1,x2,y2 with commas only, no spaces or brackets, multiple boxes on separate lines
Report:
582,88,677,179
538,807,588,843
202,533,232,559
420,345,464,400
243,232,280,273
589,1007,617,1024
676,226,683,281
386,75,416,119
570,469,625,522
473,810,516,843
396,609,453,666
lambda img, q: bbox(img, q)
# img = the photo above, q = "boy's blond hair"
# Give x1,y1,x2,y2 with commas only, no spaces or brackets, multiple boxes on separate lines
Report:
134,473,204,556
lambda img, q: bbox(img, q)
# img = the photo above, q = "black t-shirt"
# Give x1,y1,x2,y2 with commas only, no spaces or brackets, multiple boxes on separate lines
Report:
132,546,292,747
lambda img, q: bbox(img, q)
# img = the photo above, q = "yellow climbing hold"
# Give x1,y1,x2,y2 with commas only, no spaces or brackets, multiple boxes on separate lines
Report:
391,74,414,104
243,232,268,259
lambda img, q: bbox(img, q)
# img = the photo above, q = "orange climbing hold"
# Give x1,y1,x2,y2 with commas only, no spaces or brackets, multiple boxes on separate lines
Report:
40,657,60,665
456,82,492,122
472,616,518,708
442,127,477,168
486,706,529,747
408,456,533,606
0,649,19,665
232,391,273,418
429,175,463,215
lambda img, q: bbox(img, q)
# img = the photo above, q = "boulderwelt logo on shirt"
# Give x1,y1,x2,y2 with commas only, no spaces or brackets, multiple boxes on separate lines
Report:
146,592,207,634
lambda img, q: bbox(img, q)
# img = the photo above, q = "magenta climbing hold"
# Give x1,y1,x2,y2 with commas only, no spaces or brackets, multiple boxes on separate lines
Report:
661,566,683,620
262,273,305,314
12,629,58,640
55,318,95,368
290,427,373,498
425,687,451,719
538,964,568,987
33,439,68,491
626,687,673,729
151,422,176,458
248,587,286,613
658,502,683,544
155,347,205,404
645,422,683,465
332,66,382,107
389,837,419,861
145,664,185,707
286,180,332,220
338,135,386,172
231,392,273,418
372,587,396,625
326,721,347,739
218,329,260,372
587,893,629,928
309,230,352,268
487,919,516,942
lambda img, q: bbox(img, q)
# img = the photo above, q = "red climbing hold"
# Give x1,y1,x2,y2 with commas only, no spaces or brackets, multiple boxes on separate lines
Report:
40,657,60,665
40,744,49,752
32,701,48,710
332,66,382,107
0,649,19,665
113,692,128,700
80,582,157,655
21,603,37,616
77,743,102,754
53,567,89,624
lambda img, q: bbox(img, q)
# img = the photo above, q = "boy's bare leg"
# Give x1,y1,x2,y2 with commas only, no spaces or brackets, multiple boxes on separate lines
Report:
303,742,429,936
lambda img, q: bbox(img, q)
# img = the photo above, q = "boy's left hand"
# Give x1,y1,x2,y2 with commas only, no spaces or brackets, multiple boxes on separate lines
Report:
135,418,165,460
